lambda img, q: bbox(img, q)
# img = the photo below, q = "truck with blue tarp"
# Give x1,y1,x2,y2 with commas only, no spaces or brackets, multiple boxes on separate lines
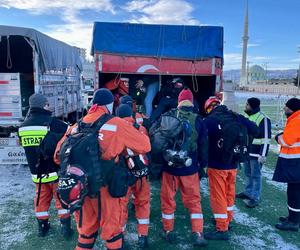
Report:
91,22,224,112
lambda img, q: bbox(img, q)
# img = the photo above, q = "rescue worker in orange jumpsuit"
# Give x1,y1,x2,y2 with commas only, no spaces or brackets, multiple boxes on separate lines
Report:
116,104,151,248
160,88,208,247
203,97,259,241
18,93,72,238
273,98,300,232
54,88,151,250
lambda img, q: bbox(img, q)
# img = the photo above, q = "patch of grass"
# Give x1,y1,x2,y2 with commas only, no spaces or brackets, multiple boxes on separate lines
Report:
1,167,296,248
1,159,300,250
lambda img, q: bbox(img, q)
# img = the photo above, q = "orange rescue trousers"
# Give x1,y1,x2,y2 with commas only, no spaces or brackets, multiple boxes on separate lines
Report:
120,176,150,236
74,186,123,250
207,168,237,231
160,172,203,233
34,182,70,220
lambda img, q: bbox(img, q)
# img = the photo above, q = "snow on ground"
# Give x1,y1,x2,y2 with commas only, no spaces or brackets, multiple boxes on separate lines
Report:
233,207,299,250
0,164,34,250
0,165,33,204
237,161,287,194
269,144,280,154
0,166,298,250
200,177,299,250
261,167,287,192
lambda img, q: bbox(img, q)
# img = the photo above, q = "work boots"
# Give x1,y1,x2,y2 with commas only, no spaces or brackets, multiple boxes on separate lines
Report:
204,230,230,241
37,219,50,237
160,230,176,244
60,217,74,239
191,232,208,247
279,216,289,222
275,220,299,232
138,235,149,249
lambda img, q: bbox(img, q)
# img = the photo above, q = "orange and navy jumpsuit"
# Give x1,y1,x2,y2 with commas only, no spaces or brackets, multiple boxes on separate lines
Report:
273,110,300,223
120,116,151,237
204,105,259,232
18,107,70,222
160,107,207,234
54,105,151,250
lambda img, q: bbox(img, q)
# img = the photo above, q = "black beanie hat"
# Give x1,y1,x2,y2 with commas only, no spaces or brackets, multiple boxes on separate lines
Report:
247,97,260,110
116,104,132,118
286,98,300,112
120,95,133,107
92,88,114,105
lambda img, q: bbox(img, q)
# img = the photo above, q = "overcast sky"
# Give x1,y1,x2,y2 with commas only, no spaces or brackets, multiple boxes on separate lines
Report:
1,0,300,70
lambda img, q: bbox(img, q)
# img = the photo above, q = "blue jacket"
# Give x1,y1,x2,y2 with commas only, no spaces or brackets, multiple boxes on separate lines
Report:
162,106,208,176
204,105,260,170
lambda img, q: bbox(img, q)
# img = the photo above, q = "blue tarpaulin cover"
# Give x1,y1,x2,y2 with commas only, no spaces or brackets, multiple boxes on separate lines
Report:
91,22,223,60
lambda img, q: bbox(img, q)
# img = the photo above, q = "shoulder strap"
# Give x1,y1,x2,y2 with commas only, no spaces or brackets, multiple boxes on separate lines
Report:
132,112,136,119
43,116,54,129
77,118,84,132
91,113,114,132
77,114,113,133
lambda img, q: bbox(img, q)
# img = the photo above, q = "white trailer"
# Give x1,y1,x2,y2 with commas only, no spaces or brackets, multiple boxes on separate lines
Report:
0,25,83,164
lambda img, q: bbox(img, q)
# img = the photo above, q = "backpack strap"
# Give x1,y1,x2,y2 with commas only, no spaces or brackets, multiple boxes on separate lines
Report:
77,118,84,132
36,116,55,175
91,113,114,132
97,192,101,224
78,113,113,133
35,115,54,208
41,115,54,128
61,114,113,169
132,112,136,120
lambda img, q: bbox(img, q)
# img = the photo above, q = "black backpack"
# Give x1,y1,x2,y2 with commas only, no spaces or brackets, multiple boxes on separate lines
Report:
57,114,116,212
150,109,197,152
35,117,65,207
39,117,64,162
209,110,249,164
149,109,197,167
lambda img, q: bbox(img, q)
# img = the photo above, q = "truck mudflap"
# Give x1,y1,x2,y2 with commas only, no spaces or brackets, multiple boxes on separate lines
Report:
0,137,27,165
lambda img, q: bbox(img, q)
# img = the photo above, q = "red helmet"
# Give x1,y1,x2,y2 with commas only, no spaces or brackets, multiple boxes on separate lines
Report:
204,96,221,113
57,165,88,213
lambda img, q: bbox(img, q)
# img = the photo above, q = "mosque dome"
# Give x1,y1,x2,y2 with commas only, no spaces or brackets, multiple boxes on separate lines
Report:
249,65,266,82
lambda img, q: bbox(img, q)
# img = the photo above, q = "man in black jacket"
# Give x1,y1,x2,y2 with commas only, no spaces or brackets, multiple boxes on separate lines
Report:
150,78,184,123
236,98,271,208
18,93,72,238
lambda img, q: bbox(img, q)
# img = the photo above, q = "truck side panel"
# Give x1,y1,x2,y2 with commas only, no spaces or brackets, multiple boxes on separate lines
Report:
96,53,222,75
0,73,22,120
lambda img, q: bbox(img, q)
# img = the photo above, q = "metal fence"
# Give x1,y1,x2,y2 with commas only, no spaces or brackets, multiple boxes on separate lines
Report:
235,92,298,130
